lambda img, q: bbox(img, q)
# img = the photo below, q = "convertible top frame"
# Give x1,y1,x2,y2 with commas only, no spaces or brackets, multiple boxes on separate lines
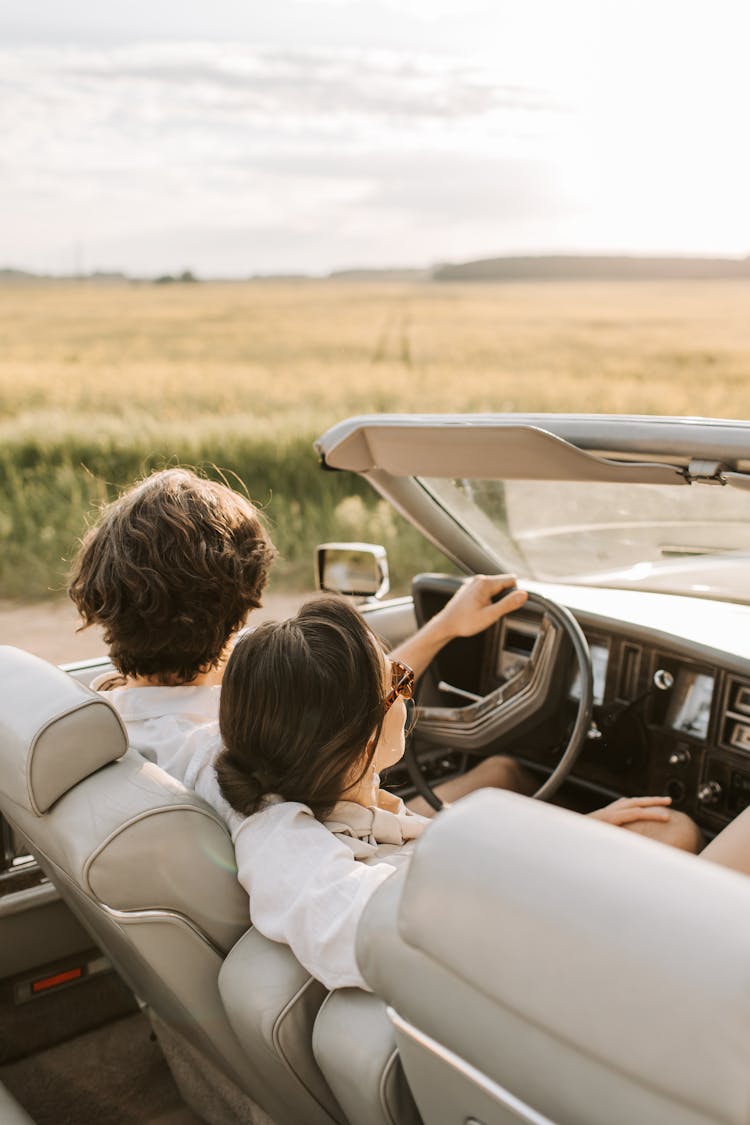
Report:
316,413,750,478
315,413,750,579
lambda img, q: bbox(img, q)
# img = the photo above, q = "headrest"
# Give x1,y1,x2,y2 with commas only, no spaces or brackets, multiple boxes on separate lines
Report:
397,789,750,995
371,789,750,1120
0,646,127,815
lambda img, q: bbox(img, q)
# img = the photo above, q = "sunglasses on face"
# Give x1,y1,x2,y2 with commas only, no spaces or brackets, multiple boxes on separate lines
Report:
384,658,414,712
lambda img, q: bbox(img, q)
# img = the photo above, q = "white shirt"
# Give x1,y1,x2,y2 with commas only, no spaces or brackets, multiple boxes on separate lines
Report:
232,795,425,989
94,676,425,989
91,675,240,827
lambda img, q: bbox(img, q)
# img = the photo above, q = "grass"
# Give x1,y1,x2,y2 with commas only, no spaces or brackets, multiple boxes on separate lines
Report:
2,278,750,599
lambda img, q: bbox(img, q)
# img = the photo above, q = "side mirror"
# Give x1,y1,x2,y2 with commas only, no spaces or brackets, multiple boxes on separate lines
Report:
316,542,390,600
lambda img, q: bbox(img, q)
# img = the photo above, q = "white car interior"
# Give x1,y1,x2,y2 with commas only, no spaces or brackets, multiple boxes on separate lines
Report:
3,412,750,1123
0,643,422,1125
0,1080,34,1124
353,788,750,1125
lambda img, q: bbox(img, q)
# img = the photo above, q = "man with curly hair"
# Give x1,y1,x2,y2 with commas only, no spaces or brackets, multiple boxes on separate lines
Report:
69,468,277,780
70,468,276,686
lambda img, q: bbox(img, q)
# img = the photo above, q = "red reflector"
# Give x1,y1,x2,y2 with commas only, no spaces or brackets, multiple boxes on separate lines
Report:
31,968,83,994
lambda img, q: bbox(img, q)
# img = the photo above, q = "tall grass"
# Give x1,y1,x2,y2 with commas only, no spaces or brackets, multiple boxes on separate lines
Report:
2,279,749,599
0,422,450,598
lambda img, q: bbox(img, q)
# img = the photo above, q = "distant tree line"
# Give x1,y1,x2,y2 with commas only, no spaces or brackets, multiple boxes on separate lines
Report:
432,255,750,282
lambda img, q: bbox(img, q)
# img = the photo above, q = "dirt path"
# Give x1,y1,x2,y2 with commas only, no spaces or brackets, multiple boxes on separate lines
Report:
0,592,312,666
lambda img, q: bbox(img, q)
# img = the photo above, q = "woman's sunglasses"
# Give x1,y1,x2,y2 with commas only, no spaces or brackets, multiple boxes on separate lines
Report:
384,658,414,712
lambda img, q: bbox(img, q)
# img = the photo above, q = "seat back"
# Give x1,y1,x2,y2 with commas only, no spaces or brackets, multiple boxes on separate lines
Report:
0,646,342,1125
0,1081,34,1125
356,789,750,1125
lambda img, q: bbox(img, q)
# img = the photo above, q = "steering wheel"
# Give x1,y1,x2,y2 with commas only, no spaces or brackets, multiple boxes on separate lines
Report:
403,589,593,812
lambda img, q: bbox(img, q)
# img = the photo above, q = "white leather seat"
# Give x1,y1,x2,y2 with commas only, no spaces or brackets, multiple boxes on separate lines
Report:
218,928,342,1120
0,1081,34,1124
353,788,750,1125
0,646,344,1125
313,987,422,1125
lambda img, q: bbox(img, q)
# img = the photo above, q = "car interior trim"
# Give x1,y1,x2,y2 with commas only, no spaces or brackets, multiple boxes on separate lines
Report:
272,974,329,1088
378,1046,405,1125
81,802,235,897
98,903,227,959
321,422,689,484
415,615,561,749
387,1006,557,1125
316,412,750,469
0,881,58,918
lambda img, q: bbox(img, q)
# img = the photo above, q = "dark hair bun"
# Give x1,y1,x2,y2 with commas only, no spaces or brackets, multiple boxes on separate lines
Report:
217,596,386,821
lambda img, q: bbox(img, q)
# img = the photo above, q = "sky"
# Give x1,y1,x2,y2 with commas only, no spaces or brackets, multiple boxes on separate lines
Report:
1,0,750,277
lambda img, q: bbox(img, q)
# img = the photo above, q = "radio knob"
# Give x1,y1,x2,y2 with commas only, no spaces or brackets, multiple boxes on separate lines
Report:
653,669,675,691
698,781,722,806
669,749,691,767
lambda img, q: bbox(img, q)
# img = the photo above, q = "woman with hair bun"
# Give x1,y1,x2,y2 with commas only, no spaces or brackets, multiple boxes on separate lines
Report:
215,594,699,991
217,595,426,861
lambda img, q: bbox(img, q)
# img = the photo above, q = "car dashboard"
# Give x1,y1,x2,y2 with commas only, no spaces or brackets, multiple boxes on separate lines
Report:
407,576,750,835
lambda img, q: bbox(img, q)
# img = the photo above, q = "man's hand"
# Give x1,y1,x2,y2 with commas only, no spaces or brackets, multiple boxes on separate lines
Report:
589,795,672,826
435,575,527,641
391,574,526,678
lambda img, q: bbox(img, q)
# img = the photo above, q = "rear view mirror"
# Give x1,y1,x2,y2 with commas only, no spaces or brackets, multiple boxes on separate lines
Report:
316,542,390,600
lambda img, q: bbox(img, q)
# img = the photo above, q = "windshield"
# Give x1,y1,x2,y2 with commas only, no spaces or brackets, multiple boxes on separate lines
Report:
420,476,750,603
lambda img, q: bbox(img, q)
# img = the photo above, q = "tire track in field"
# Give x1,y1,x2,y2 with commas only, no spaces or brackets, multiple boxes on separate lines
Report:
371,305,413,367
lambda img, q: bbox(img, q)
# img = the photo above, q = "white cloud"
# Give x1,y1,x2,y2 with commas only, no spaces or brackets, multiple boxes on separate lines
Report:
1,2,750,275
0,41,571,274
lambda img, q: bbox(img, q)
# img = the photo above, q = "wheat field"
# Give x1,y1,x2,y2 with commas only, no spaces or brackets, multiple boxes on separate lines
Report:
2,278,750,599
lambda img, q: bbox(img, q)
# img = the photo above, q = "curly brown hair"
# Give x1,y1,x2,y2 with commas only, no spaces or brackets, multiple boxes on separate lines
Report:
216,595,386,821
68,468,277,682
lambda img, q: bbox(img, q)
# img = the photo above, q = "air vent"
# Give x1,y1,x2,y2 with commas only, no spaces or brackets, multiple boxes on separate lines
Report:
618,643,641,700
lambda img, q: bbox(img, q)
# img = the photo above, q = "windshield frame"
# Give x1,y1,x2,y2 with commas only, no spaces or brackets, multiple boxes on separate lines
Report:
316,413,750,605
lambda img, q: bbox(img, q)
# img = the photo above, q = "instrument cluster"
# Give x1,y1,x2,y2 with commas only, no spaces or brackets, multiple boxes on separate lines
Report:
493,612,750,830
412,576,750,830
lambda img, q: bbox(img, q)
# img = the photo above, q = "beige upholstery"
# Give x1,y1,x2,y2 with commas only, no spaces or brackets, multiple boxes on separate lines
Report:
0,646,342,1125
356,788,750,1125
313,988,422,1125
219,929,345,1124
0,1082,34,1125
0,645,128,814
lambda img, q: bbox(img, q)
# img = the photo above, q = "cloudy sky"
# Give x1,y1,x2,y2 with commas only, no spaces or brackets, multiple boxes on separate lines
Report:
1,0,749,276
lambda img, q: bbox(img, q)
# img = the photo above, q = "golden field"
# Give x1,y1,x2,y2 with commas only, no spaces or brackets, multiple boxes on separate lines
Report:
1,278,750,599
3,279,750,424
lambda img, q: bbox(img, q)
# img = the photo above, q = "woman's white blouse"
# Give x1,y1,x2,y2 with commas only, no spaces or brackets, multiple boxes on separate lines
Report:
94,676,429,992
233,791,429,991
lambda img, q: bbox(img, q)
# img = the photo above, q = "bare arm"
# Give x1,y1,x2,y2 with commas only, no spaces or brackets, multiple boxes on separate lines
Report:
391,574,528,678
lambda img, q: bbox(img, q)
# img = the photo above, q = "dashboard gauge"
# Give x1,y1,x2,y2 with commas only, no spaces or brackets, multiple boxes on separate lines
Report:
569,642,609,705
666,671,714,740
730,721,750,752
733,685,750,715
